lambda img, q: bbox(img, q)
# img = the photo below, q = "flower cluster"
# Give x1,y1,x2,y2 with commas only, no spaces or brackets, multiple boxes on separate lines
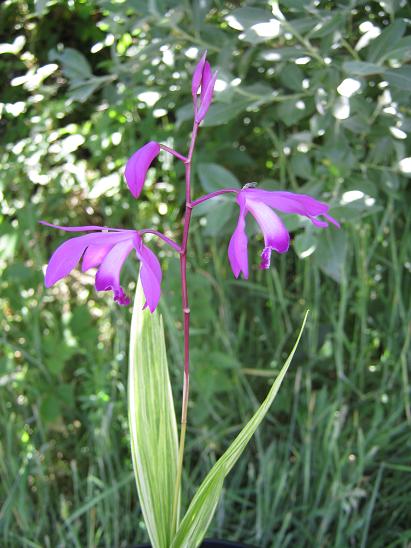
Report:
41,53,339,310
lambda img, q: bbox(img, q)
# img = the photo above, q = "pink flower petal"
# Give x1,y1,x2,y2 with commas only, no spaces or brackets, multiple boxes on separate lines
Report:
136,241,162,312
242,189,339,227
195,71,218,123
82,244,114,271
124,141,160,198
39,220,127,232
95,239,135,306
228,193,249,279
245,198,290,254
192,51,207,104
45,232,132,288
200,61,212,103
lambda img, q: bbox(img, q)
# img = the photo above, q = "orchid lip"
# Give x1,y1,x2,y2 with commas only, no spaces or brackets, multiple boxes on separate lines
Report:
260,247,272,270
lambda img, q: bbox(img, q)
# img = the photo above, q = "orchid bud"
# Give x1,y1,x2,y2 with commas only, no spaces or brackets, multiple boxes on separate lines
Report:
192,52,217,123
195,71,218,124
191,51,207,106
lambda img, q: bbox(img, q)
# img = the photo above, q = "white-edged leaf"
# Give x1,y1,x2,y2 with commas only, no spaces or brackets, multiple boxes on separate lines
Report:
129,278,179,548
171,312,309,548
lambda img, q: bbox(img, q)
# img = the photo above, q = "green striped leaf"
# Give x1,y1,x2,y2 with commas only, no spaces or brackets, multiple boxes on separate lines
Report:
171,311,309,548
129,278,179,548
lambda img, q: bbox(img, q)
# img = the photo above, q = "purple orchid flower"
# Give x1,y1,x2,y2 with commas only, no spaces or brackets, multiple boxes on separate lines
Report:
191,51,217,124
40,221,162,311
227,187,340,278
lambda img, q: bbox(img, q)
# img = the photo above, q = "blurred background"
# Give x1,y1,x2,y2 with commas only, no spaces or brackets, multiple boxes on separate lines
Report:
1,0,410,546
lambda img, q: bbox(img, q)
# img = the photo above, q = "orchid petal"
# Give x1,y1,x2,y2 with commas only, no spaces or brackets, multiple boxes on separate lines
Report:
242,189,338,227
45,232,132,288
137,243,162,312
192,51,207,104
39,220,126,232
244,189,328,216
95,239,135,306
309,216,329,228
200,61,212,103
246,198,290,254
82,244,114,271
195,71,218,124
124,141,160,199
323,212,341,228
228,194,249,279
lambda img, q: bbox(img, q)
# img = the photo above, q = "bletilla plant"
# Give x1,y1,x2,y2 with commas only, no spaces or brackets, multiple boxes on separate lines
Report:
42,53,339,547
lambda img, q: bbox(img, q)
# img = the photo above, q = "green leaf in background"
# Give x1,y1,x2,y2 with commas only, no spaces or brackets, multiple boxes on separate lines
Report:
314,230,348,284
129,278,179,548
342,61,385,76
197,163,240,192
276,98,311,126
49,47,113,102
279,64,304,91
68,77,110,103
171,312,309,548
191,193,235,236
290,153,312,180
385,67,411,91
226,7,281,44
201,99,253,127
366,20,406,63
49,47,92,81
40,394,61,424
310,13,344,38
380,35,411,63
294,230,317,259
203,201,235,236
259,46,307,61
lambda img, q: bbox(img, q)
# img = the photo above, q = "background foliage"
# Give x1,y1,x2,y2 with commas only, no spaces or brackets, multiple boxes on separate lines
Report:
1,0,410,546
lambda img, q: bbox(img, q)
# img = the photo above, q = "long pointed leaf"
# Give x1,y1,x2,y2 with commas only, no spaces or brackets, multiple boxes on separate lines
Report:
171,311,309,548
129,278,179,548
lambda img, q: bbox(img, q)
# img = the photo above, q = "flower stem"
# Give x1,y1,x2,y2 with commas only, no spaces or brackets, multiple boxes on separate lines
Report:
159,143,188,163
171,122,199,535
191,188,238,207
139,229,181,252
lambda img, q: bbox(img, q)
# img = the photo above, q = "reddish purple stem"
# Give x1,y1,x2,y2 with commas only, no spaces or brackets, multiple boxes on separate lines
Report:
180,121,198,421
191,188,238,207
159,144,188,163
139,229,181,252
171,121,199,530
